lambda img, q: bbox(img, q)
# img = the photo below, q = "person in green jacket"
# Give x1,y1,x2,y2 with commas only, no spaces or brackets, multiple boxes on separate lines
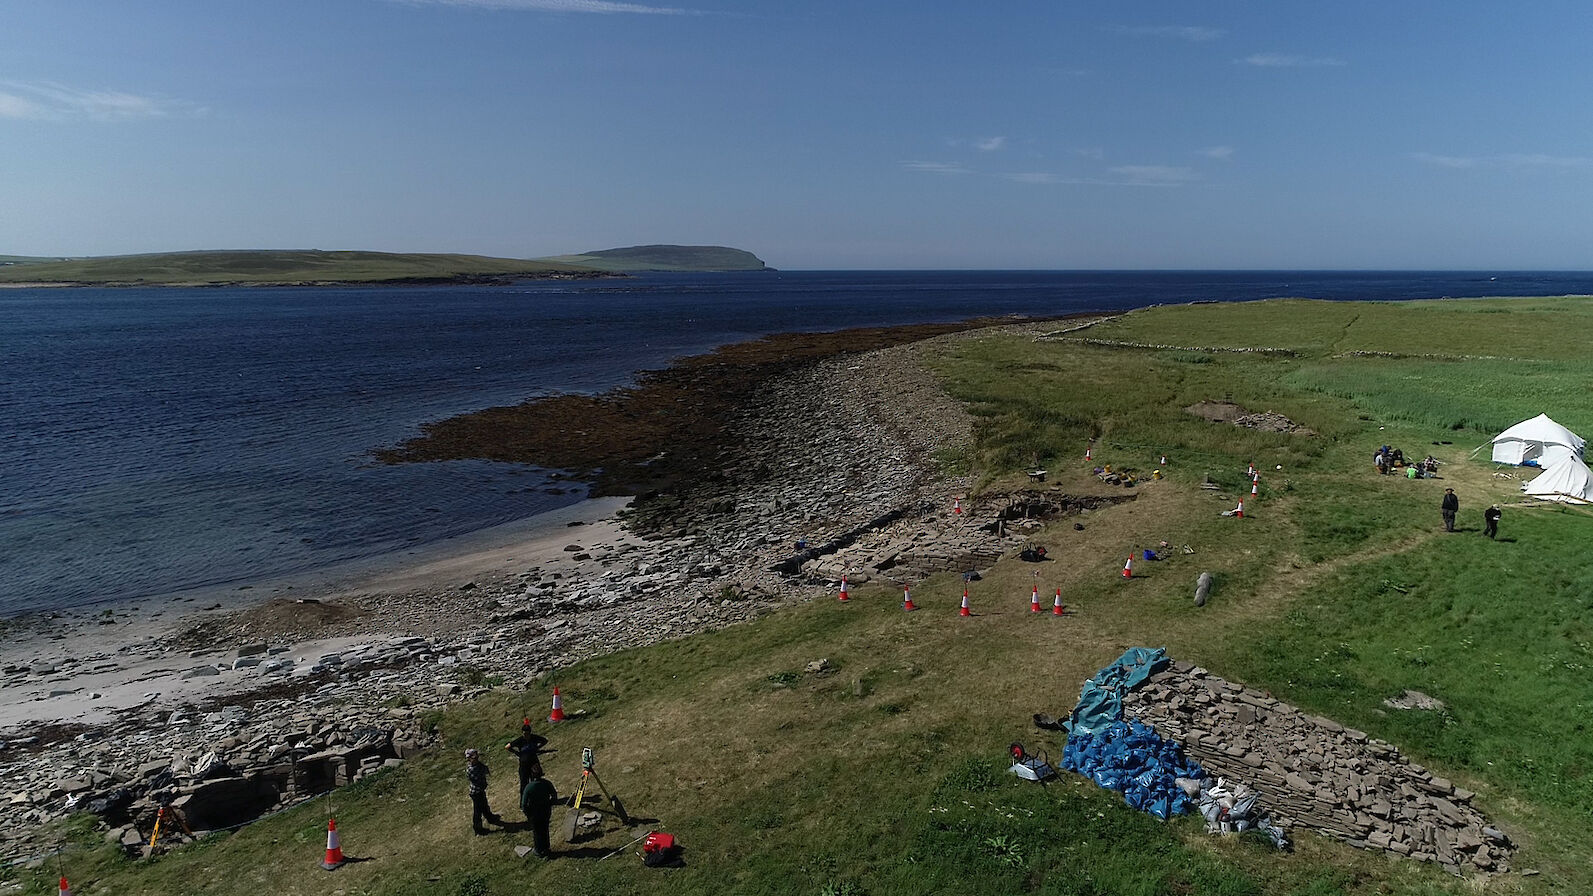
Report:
520,769,560,857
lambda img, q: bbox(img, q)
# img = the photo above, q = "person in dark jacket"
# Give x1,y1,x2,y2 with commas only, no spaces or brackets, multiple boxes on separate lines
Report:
1441,489,1459,532
1484,504,1501,539
520,769,561,857
505,719,550,796
465,748,504,834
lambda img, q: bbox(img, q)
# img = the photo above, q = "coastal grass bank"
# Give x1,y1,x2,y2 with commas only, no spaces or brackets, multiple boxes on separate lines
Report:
18,295,1593,896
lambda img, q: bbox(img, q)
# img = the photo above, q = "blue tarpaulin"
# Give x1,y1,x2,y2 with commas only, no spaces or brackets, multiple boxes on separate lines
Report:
1064,646,1170,736
1061,647,1203,819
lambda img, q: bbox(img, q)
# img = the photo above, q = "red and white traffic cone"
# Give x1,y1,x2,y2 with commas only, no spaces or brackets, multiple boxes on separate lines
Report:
321,817,346,870
1247,463,1255,477
1160,454,1167,465
953,498,962,515
1053,588,1065,616
1085,447,1093,461
1122,556,1133,578
902,585,917,612
959,587,972,617
548,686,566,723
1029,585,1041,613
1234,499,1245,519
838,575,849,602
58,877,71,896
1250,479,1259,497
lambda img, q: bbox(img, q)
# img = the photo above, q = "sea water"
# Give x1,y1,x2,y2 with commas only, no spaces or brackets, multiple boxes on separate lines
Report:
4,270,1590,615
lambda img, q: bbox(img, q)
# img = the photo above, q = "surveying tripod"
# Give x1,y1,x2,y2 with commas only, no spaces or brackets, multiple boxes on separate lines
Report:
145,803,196,855
563,747,630,842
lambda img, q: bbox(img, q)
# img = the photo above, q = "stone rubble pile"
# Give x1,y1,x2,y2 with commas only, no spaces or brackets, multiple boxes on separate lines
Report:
1121,660,1513,875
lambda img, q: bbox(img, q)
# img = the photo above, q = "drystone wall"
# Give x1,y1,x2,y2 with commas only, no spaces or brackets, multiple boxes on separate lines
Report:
1121,661,1512,875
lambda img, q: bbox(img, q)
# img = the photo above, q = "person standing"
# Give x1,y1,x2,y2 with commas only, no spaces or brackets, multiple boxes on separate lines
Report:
1484,504,1501,539
520,768,560,857
465,748,504,834
505,719,550,796
1441,488,1459,532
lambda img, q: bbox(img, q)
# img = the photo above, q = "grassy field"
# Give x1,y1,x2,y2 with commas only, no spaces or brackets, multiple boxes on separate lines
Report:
0,245,767,284
538,245,770,272
14,296,1593,895
0,250,595,285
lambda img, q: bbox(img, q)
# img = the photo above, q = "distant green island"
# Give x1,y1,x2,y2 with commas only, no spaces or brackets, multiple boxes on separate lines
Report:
0,245,771,286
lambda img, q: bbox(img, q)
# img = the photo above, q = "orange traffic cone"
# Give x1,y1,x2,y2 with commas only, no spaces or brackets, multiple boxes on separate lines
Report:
902,585,917,611
953,498,962,515
58,877,71,896
321,817,346,870
1052,588,1065,616
1122,556,1133,578
1029,585,1041,613
1234,499,1245,518
838,575,849,602
959,587,972,617
548,686,566,723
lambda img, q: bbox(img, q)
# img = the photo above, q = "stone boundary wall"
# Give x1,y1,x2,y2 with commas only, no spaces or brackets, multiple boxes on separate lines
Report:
1121,660,1513,875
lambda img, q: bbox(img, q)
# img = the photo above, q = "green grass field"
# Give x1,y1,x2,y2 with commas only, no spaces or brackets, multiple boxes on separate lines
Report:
539,245,770,272
14,296,1593,895
0,249,595,285
0,245,767,284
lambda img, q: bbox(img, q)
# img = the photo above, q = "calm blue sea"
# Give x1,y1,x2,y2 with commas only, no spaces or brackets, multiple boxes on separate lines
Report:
4,270,1591,616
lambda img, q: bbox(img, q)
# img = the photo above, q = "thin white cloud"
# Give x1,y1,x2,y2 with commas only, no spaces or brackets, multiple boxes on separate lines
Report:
1410,152,1479,169
399,0,691,13
1110,25,1225,42
975,136,1007,152
902,160,972,175
1240,53,1346,67
1412,151,1593,170
0,92,40,119
1075,147,1105,160
995,169,1196,187
1109,165,1198,184
1003,172,1065,184
0,81,185,121
1199,145,1234,160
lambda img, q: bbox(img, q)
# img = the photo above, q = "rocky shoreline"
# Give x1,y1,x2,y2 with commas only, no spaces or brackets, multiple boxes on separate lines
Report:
0,321,1046,863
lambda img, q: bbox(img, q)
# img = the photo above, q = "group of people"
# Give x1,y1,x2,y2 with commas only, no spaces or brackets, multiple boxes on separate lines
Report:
1374,445,1440,478
464,719,561,856
1440,487,1503,538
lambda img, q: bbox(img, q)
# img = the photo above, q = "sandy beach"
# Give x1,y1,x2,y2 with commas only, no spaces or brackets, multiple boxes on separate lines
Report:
0,319,1042,861
0,496,639,732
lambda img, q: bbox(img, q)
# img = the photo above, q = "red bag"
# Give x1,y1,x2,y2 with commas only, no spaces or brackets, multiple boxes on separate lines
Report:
642,831,683,867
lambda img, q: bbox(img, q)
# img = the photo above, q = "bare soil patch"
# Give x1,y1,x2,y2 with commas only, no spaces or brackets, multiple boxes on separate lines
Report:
1185,400,1315,435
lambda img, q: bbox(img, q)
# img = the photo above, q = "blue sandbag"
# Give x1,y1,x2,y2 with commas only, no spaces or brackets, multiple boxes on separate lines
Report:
1060,649,1202,821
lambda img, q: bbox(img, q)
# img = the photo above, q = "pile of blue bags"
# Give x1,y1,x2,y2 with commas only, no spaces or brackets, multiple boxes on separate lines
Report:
1060,647,1205,820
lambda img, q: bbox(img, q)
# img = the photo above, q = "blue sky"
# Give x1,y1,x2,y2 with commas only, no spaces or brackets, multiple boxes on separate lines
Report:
4,1,1592,269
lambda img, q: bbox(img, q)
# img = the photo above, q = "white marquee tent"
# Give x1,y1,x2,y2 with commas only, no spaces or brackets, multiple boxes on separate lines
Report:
1489,413,1586,467
1521,454,1593,504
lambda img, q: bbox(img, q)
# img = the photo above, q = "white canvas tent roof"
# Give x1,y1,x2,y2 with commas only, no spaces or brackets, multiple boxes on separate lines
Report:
1490,413,1586,466
1521,454,1593,504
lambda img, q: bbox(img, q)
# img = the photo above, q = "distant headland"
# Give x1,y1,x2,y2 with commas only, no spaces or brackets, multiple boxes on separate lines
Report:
0,244,772,287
